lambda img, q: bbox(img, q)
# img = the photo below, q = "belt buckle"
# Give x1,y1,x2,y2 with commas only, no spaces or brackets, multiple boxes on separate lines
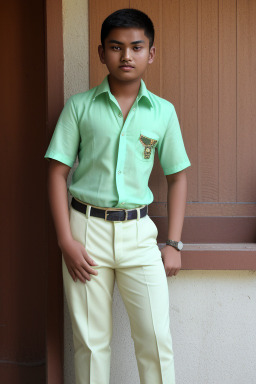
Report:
104,208,128,222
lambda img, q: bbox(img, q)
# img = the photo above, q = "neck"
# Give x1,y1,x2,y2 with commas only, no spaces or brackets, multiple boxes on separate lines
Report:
107,75,141,99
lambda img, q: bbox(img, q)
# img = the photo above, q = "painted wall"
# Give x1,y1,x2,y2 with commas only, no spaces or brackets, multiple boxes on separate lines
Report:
62,1,256,383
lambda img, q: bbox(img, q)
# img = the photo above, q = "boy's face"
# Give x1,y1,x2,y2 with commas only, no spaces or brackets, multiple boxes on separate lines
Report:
98,28,155,84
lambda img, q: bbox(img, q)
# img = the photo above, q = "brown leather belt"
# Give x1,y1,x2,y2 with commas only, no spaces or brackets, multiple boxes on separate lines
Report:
71,198,148,221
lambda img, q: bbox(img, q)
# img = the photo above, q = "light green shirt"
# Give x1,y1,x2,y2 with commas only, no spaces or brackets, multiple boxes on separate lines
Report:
45,76,191,209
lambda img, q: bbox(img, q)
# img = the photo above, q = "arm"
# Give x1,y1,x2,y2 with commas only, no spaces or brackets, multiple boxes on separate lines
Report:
161,169,188,277
47,159,98,283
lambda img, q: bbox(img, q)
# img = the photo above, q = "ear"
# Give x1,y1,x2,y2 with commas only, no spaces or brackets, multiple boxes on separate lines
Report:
98,45,105,64
148,46,156,64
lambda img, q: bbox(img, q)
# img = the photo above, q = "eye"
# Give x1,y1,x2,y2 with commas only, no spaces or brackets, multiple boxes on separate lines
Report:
111,46,121,51
133,46,142,51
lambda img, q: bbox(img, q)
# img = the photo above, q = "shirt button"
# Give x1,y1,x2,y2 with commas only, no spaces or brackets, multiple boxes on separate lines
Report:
121,132,125,136
121,202,125,205
133,107,136,111
118,170,122,174
118,112,122,117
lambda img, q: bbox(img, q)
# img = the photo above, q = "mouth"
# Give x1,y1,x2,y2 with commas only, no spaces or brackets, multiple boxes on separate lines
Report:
119,65,135,71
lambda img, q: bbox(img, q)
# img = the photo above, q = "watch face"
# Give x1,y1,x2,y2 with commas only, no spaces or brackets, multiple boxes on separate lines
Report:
166,240,184,250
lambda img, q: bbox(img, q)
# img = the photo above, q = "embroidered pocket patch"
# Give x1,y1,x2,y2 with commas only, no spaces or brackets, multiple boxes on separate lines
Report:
139,134,158,159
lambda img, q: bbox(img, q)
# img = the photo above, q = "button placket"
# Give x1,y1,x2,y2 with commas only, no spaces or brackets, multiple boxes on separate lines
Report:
115,101,137,206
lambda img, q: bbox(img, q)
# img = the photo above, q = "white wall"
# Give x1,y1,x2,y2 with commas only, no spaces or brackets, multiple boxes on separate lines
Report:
62,1,256,383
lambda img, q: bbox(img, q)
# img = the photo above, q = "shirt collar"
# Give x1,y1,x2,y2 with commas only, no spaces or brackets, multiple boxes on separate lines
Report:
93,76,153,108
136,78,153,108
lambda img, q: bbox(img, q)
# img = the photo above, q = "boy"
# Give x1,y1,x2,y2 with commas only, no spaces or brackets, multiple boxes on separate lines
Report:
45,8,190,384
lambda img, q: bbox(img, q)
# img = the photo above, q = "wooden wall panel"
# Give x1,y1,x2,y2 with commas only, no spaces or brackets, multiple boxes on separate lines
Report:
181,0,198,202
162,0,180,108
158,0,181,204
237,0,256,202
219,0,237,202
199,0,219,202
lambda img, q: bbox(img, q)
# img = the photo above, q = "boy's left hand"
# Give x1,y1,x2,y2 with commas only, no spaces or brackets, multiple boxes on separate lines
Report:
161,245,181,277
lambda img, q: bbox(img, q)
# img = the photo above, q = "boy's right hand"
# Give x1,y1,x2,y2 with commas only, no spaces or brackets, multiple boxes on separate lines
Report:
59,238,98,283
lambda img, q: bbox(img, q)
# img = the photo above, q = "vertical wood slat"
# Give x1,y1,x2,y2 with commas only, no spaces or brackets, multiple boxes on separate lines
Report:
197,0,202,204
237,0,256,202
181,0,198,202
199,0,219,202
162,0,180,110
219,0,237,202
154,0,181,204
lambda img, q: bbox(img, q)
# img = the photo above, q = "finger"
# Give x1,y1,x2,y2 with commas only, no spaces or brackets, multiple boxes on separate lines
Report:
82,250,98,266
168,268,176,277
68,267,77,282
88,265,99,276
171,268,179,276
81,260,99,276
75,269,91,283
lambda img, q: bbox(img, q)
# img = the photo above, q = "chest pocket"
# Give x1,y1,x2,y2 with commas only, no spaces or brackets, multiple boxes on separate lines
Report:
136,130,159,162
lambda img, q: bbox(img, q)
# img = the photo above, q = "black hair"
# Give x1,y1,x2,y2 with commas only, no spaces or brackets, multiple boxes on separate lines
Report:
101,8,155,49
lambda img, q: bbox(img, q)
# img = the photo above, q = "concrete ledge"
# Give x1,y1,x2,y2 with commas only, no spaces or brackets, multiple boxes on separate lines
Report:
158,243,256,270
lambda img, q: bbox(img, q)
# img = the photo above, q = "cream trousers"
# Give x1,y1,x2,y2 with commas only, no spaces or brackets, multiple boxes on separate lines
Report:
62,204,175,384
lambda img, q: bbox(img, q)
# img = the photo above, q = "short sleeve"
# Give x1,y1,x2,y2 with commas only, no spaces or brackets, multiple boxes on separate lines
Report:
44,97,80,167
157,106,191,175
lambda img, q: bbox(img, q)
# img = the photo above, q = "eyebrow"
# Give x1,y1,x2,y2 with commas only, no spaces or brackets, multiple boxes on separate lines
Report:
108,39,145,45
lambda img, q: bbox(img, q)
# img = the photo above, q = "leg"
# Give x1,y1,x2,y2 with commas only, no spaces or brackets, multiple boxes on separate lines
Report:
115,215,175,384
62,207,115,384
115,263,175,384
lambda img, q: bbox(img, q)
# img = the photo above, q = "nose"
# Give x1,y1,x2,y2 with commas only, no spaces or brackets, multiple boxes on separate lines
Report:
121,48,131,62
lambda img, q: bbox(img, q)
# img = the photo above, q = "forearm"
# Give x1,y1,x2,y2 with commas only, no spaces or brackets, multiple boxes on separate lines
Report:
166,170,187,241
47,162,72,248
47,160,98,283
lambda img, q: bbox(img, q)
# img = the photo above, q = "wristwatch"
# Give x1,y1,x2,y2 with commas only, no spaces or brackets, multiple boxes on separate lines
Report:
166,240,184,251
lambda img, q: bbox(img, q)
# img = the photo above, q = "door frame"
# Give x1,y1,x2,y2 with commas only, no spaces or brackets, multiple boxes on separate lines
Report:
45,1,64,383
